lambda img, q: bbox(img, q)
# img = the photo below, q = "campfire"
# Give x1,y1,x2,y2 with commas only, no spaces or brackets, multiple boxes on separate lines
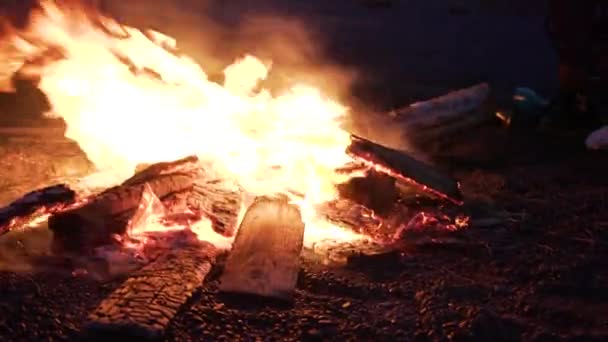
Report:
0,1,472,338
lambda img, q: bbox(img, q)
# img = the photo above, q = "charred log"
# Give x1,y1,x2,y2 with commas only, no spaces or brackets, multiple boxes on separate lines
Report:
389,83,496,153
165,180,241,237
125,155,200,186
85,241,217,340
0,184,75,236
337,169,398,215
219,196,305,301
391,83,491,131
49,156,200,252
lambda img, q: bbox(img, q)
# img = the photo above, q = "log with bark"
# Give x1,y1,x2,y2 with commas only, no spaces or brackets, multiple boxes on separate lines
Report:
390,83,494,144
0,184,76,236
346,134,463,205
49,155,242,252
219,196,305,301
85,240,218,340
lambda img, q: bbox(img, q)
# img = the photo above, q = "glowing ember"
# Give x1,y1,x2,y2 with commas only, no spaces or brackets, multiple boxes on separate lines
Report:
3,1,367,247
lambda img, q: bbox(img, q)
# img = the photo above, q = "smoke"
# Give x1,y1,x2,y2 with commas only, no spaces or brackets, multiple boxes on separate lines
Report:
99,1,420,149
100,0,357,102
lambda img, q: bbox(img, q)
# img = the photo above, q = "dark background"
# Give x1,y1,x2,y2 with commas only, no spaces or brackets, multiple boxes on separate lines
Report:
0,0,555,117
96,0,555,108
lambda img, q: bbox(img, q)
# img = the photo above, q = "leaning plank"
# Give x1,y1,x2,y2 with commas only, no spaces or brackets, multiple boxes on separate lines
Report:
219,196,305,301
346,134,463,205
49,158,199,252
0,184,75,236
85,242,218,340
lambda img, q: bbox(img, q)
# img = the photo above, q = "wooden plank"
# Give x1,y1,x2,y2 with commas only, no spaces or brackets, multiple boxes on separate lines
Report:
346,134,463,205
219,196,305,301
85,241,217,340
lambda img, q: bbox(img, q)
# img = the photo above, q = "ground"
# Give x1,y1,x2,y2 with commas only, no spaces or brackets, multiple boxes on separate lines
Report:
2,1,608,341
1,133,607,341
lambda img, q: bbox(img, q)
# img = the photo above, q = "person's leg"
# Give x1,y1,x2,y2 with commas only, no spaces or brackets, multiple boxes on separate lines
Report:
542,0,602,130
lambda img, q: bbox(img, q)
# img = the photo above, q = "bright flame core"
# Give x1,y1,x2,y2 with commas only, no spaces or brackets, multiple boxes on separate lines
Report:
6,1,366,247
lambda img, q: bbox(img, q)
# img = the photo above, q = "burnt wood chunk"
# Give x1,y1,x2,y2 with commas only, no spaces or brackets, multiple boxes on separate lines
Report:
346,134,463,205
85,242,217,340
219,196,305,301
49,157,200,252
124,155,200,186
0,184,76,236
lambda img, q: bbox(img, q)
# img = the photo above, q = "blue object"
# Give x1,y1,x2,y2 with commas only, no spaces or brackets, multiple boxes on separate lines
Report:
513,87,549,116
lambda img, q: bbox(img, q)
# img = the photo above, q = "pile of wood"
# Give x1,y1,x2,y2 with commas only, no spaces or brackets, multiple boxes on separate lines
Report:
48,155,241,253
0,106,473,338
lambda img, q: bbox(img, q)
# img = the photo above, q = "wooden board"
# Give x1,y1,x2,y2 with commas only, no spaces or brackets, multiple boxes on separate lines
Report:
85,242,217,340
219,196,305,301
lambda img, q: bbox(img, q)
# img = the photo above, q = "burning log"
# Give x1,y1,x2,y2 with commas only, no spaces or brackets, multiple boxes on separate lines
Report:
0,184,76,236
346,135,463,205
49,156,200,252
167,181,241,237
219,196,305,301
85,241,218,340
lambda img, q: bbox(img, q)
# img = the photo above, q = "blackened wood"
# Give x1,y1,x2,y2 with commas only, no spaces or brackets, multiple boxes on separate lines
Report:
49,158,199,252
219,196,305,301
346,134,463,205
0,184,75,236
85,241,217,340
123,155,200,186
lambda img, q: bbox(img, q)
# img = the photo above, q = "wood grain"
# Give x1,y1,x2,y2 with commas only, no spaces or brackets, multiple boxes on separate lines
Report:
219,196,305,301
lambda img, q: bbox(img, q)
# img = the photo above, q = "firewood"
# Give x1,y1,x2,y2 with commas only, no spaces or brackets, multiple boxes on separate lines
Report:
85,241,217,340
407,109,492,144
49,157,200,252
0,184,76,236
124,155,200,186
219,196,305,301
391,83,491,130
346,134,463,205
184,182,241,236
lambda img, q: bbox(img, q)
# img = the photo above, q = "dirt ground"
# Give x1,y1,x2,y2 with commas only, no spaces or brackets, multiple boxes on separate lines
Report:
1,125,607,341
2,1,608,341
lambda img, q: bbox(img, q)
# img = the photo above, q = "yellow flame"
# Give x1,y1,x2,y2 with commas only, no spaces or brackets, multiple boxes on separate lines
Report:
6,1,367,247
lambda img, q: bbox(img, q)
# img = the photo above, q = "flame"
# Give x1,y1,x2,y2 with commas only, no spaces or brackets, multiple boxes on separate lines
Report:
4,1,366,247
125,184,233,250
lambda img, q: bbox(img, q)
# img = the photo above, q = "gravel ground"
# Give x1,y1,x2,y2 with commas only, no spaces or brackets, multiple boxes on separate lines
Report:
2,1,608,341
0,129,607,341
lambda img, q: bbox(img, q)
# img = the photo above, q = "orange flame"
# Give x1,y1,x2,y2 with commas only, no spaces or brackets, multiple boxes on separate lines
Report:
4,1,367,247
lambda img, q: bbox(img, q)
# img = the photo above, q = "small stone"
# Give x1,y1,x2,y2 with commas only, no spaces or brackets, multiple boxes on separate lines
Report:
342,301,351,309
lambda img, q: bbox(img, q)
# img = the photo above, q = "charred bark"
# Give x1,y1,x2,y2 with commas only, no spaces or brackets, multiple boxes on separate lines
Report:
85,241,217,340
0,184,75,236
49,156,200,252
